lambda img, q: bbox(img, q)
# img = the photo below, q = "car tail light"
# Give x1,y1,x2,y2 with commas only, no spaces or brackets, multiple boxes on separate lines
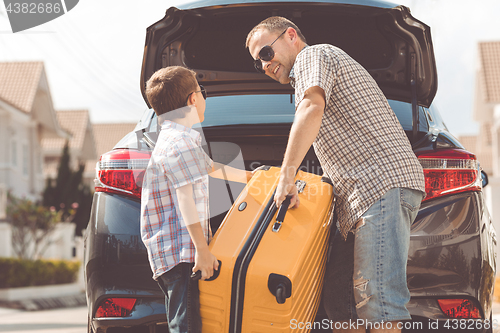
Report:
95,149,151,199
417,149,480,201
95,298,137,318
437,299,481,319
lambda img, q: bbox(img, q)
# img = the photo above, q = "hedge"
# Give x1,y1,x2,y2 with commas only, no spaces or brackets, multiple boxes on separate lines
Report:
0,258,80,288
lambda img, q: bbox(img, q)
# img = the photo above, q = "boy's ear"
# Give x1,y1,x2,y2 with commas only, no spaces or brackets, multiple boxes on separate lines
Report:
187,91,197,106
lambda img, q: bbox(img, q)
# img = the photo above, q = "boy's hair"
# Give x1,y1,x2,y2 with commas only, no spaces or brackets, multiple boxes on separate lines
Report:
146,66,198,117
246,16,307,48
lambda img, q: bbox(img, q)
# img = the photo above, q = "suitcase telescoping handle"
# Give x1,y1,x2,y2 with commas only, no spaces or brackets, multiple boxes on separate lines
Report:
272,195,292,233
190,260,222,281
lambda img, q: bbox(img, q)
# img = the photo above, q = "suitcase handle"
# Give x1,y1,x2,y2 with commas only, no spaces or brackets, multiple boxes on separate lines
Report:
272,196,292,232
190,260,222,281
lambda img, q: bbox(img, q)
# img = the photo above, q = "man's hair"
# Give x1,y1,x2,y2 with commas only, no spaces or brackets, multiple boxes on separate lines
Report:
146,66,198,116
245,16,307,48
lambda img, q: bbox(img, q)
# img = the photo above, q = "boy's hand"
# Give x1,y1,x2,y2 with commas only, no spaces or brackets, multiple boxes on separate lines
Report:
193,247,219,280
252,165,268,175
247,165,267,182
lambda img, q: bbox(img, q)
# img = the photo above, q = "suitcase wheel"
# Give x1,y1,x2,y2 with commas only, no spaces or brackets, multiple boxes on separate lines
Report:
268,274,292,304
276,284,287,304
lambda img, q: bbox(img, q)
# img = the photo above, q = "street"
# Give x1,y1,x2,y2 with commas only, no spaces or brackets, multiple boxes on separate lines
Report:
0,306,87,333
1,304,500,332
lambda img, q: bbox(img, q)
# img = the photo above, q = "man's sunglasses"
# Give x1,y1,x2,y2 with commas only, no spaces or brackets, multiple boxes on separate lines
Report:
253,29,288,73
185,85,207,105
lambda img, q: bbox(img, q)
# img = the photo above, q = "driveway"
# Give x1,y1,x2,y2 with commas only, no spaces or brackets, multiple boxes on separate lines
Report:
1,304,500,332
0,306,87,333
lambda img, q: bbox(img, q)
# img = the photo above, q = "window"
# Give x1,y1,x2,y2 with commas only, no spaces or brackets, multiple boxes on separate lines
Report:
11,142,17,167
196,94,296,128
387,100,429,132
191,95,428,131
22,144,29,176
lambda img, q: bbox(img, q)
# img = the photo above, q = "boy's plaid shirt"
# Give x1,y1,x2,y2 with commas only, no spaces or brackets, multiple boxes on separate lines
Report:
140,120,213,280
290,44,426,240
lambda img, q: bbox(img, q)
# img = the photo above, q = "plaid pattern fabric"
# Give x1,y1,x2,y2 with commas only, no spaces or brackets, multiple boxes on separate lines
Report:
140,120,213,280
290,44,425,239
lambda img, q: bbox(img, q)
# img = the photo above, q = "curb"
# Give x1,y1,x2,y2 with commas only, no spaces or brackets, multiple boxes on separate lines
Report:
0,292,86,311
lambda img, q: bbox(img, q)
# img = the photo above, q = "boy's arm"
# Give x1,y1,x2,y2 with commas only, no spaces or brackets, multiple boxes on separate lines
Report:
210,162,254,183
176,183,219,280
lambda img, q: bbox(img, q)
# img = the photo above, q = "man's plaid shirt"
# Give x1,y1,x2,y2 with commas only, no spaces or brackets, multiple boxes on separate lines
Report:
140,120,213,280
290,44,425,239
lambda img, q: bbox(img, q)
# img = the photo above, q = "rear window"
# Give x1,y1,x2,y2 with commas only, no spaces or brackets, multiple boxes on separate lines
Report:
388,100,429,132
198,94,295,127
196,94,428,131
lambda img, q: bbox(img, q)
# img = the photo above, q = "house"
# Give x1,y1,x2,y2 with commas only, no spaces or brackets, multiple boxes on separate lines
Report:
467,41,500,255
41,110,97,189
86,123,137,185
0,62,68,203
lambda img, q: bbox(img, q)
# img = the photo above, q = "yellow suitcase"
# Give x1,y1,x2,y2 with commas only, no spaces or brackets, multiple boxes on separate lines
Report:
198,166,335,333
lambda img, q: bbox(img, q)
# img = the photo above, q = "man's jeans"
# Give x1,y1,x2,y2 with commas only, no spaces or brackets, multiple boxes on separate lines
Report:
323,187,423,323
157,262,201,333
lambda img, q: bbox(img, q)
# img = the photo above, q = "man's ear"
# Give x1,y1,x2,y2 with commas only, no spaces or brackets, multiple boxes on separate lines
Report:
286,27,298,44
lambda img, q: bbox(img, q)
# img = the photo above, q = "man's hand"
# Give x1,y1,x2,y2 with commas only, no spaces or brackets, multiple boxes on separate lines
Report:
274,86,325,209
193,246,219,280
274,174,300,209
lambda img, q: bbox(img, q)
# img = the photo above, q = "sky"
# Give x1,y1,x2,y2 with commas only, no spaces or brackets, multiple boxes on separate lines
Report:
1,0,500,137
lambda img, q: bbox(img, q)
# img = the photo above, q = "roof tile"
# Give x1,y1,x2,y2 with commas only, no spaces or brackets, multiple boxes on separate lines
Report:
479,41,500,103
0,62,44,113
42,110,90,151
85,123,136,175
93,123,136,157
458,134,493,173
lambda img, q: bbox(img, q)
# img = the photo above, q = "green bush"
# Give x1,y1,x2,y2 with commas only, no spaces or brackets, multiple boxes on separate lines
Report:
0,258,80,288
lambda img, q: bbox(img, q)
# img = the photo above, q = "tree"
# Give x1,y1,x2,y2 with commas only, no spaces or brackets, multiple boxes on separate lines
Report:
43,141,93,235
6,193,62,260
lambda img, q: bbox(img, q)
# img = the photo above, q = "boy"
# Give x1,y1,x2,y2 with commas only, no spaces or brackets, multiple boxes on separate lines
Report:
140,66,252,333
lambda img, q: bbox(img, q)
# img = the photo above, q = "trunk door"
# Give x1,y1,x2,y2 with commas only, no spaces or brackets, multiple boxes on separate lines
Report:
141,0,437,107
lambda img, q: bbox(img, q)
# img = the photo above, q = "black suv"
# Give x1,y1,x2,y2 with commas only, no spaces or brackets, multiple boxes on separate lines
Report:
84,0,496,332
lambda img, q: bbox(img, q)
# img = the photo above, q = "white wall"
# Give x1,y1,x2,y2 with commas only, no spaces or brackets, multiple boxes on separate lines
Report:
485,177,500,259
0,223,12,258
41,223,76,260
0,183,6,221
0,103,45,201
0,222,78,260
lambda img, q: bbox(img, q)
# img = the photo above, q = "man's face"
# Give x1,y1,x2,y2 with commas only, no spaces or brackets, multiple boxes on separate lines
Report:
248,28,295,84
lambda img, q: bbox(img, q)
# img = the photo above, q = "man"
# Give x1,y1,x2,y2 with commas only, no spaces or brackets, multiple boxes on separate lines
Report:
246,17,425,333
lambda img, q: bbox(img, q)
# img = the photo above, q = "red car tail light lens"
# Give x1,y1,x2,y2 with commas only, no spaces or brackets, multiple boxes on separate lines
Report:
417,149,480,201
437,299,481,319
95,298,137,318
95,149,151,199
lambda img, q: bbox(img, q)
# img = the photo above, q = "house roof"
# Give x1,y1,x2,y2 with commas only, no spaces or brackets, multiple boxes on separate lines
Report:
458,135,477,152
84,123,136,176
479,41,500,103
457,134,493,174
0,62,44,113
42,110,91,152
93,123,136,157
